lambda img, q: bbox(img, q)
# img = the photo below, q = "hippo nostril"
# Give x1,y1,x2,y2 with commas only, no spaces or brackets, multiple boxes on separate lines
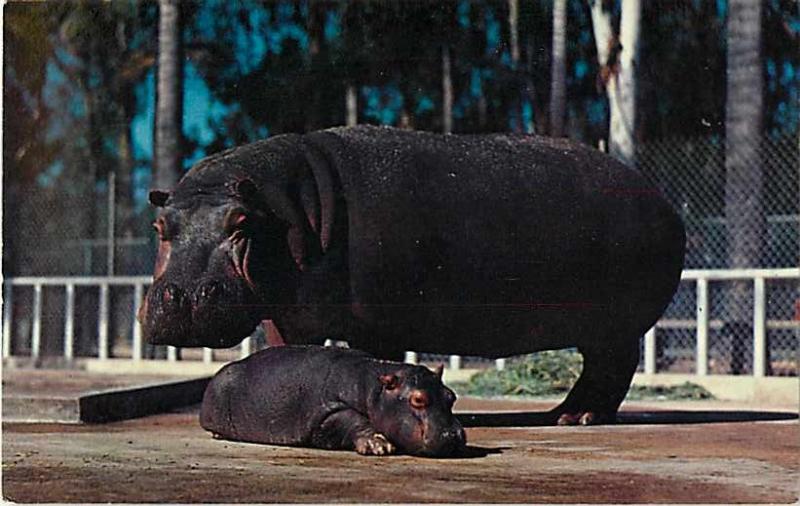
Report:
160,283,186,312
196,281,223,304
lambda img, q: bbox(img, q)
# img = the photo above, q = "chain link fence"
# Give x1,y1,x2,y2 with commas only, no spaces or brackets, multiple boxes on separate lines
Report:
636,134,798,377
638,135,798,269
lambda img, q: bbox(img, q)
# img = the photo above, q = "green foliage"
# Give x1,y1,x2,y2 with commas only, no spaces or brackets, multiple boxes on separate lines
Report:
453,350,583,397
452,350,715,401
626,382,715,401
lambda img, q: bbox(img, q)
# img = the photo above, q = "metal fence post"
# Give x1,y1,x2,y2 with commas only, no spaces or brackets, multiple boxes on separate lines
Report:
240,336,252,359
98,284,109,360
132,284,143,361
31,284,42,359
644,327,656,374
753,277,766,377
696,278,709,375
3,283,12,359
64,284,75,360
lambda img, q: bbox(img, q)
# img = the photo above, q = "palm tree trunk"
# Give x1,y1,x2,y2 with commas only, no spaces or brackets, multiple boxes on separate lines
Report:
724,0,765,374
549,0,567,137
590,0,640,165
345,84,358,127
151,0,183,360
608,0,640,165
508,0,520,63
155,0,183,190
305,3,323,132
442,45,453,134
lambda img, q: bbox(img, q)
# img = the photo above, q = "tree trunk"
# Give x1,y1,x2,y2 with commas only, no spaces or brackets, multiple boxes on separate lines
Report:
525,36,543,133
155,0,183,190
549,0,567,137
724,0,765,374
345,84,358,127
508,0,520,64
508,0,532,133
442,45,453,134
590,0,640,166
305,3,323,132
151,0,183,360
725,0,764,270
609,0,640,165
478,95,488,131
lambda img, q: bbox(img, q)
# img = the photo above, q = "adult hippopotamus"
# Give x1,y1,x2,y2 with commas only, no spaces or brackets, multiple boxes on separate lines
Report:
200,345,465,457
139,125,685,425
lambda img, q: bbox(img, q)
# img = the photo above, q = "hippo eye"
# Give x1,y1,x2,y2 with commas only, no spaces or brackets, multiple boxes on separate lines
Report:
409,390,430,409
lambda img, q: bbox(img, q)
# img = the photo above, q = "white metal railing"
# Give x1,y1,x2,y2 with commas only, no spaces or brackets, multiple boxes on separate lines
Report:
0,276,245,364
2,269,798,376
643,268,800,378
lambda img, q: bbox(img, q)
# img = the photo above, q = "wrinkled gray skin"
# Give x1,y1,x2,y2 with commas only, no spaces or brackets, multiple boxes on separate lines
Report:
140,125,686,425
200,345,466,457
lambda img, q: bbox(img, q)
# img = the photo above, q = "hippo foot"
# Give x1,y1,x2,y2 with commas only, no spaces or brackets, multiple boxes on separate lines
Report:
555,411,616,426
355,433,396,456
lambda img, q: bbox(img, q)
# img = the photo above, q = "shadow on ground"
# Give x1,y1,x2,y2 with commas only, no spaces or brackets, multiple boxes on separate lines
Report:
458,410,799,427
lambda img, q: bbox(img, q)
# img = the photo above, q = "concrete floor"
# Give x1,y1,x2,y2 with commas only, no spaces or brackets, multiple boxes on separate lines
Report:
3,397,798,503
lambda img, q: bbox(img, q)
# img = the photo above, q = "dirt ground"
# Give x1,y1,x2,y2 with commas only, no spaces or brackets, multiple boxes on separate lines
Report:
2,397,798,504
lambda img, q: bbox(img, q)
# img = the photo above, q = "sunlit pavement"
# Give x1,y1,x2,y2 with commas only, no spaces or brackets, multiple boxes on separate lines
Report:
3,397,798,503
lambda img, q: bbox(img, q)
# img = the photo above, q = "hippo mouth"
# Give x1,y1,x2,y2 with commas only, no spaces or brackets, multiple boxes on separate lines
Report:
387,417,467,458
229,229,257,292
140,275,264,348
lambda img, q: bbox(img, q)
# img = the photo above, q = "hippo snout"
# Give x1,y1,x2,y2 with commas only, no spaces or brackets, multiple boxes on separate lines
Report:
140,282,193,345
141,275,264,348
420,421,466,457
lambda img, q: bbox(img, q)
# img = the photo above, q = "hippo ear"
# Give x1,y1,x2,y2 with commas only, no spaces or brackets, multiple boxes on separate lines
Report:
149,190,170,207
235,179,259,202
379,374,400,391
433,364,444,379
230,177,320,272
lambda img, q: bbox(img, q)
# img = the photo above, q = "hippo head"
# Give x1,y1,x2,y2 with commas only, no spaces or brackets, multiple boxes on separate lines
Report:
139,170,310,348
369,365,466,457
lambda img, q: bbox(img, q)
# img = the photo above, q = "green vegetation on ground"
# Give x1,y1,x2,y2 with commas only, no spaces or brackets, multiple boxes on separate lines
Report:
450,350,714,401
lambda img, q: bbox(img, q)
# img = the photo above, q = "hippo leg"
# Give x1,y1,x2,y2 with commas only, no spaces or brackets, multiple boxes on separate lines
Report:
311,409,396,456
550,339,640,426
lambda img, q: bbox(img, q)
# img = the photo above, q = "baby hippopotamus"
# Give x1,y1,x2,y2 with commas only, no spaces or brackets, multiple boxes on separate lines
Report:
200,345,466,457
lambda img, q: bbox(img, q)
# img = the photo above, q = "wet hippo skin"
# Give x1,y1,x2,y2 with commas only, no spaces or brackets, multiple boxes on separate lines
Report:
200,345,466,457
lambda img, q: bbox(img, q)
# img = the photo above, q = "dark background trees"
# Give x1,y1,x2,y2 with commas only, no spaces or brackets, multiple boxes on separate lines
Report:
3,0,799,278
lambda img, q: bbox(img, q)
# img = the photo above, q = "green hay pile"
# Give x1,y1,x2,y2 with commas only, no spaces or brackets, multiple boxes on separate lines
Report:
451,350,714,400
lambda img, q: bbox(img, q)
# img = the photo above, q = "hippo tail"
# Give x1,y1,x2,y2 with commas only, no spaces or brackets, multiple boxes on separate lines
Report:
199,363,243,440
